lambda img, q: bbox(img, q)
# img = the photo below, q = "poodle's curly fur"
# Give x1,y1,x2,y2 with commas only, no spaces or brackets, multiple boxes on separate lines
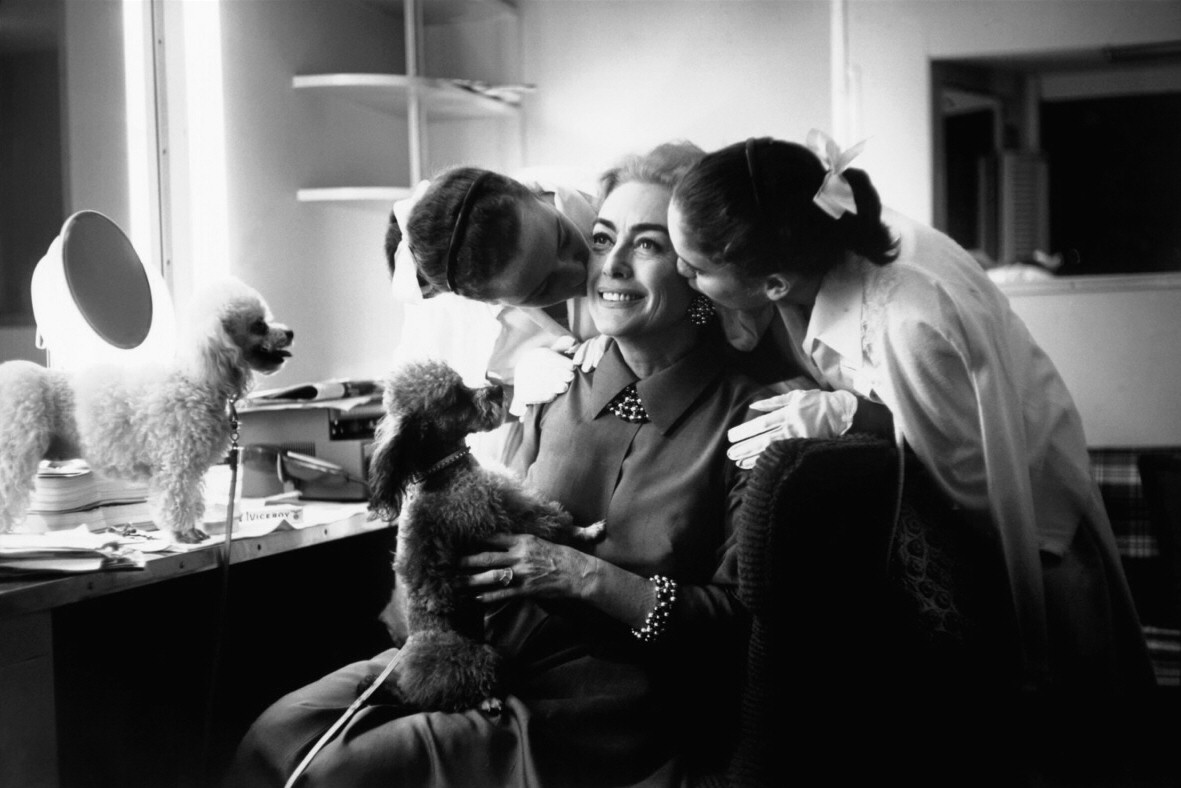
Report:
369,358,600,713
0,277,292,543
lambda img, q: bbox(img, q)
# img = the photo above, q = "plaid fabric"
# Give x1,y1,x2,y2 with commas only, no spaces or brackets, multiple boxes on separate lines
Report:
1090,448,1160,558
1089,448,1181,687
1144,626,1181,687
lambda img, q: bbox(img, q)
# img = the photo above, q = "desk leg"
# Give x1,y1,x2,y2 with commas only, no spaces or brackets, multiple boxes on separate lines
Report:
0,611,59,788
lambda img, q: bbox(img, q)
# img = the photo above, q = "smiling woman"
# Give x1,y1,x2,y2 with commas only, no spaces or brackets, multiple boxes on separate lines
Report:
588,181,695,363
226,142,777,788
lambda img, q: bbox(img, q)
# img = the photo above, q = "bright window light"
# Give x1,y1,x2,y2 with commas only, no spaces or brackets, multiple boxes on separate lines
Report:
182,0,230,286
122,0,152,263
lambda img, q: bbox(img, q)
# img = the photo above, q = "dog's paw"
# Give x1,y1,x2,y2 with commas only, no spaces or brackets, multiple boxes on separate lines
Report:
173,527,210,544
479,696,504,716
574,520,606,543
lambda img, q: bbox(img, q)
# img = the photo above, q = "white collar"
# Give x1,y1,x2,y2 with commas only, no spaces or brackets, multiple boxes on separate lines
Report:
802,256,865,365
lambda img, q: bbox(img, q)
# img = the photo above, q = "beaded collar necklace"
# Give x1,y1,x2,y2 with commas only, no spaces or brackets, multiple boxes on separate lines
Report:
605,384,649,423
411,446,471,484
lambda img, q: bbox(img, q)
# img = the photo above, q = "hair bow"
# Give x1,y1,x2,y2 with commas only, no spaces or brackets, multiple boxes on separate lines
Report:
806,129,865,219
390,179,433,303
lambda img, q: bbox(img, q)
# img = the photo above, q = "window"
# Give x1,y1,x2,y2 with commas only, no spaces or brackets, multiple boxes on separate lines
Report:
933,46,1181,278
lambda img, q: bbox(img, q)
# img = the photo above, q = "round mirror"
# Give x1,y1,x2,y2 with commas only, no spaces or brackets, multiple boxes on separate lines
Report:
31,210,175,369
62,211,153,348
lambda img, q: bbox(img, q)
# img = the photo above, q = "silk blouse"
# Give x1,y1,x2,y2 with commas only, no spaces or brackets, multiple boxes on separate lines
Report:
779,208,1118,683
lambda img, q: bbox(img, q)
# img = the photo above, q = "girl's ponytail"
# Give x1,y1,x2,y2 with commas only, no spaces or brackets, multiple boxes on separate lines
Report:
842,168,898,265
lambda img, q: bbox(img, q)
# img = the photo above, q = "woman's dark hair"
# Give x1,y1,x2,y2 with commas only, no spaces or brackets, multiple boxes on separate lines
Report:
671,137,898,279
383,167,538,299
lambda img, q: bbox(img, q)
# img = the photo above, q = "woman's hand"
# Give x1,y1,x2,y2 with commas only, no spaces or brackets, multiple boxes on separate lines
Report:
458,532,598,604
727,389,859,469
508,339,577,417
571,334,611,373
507,335,613,416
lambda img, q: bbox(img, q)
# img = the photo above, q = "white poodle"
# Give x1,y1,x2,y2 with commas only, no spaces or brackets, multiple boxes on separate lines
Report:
0,277,293,543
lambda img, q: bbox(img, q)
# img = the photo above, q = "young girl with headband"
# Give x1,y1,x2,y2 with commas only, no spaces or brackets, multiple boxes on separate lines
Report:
668,131,1153,700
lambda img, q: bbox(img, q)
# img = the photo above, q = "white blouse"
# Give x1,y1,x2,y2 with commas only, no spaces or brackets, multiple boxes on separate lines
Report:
781,209,1118,684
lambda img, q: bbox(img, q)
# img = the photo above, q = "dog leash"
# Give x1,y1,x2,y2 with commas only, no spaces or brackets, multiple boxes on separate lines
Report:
284,447,470,785
222,402,241,553
200,401,242,782
284,650,405,788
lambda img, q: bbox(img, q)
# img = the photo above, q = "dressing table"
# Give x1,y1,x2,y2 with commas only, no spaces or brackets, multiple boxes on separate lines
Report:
0,508,394,788
2,213,394,788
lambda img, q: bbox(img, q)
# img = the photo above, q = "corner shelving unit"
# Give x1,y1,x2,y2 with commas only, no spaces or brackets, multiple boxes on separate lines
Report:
293,0,522,204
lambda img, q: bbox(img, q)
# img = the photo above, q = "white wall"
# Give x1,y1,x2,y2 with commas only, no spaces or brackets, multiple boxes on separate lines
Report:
0,327,41,364
62,0,130,228
1004,277,1181,449
196,0,1181,446
517,0,833,173
214,0,407,389
516,0,1181,448
211,0,833,388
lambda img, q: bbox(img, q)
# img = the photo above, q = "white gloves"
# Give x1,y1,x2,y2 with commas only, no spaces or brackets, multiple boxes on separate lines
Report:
727,389,859,469
508,335,612,417
571,334,611,374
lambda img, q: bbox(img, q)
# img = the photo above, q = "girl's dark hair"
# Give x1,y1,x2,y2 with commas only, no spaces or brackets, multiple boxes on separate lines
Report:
383,167,538,299
671,137,898,279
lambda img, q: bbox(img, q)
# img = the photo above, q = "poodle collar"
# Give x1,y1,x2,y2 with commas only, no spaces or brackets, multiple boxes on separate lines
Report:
411,447,471,484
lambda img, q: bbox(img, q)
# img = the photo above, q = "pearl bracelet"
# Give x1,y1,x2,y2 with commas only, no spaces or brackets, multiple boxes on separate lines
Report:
631,574,677,643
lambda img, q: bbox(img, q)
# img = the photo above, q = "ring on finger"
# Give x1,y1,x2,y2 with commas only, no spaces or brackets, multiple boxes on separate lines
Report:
498,567,514,587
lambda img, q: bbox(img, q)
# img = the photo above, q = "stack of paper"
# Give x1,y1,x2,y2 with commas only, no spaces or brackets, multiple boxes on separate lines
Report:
0,528,149,576
19,460,153,533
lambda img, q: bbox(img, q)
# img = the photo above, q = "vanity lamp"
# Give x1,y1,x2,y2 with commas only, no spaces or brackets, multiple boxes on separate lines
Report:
30,210,175,371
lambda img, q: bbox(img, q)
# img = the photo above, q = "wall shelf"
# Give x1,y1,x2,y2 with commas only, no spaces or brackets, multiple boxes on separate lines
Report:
292,73,520,120
293,0,522,205
362,0,517,25
296,186,412,204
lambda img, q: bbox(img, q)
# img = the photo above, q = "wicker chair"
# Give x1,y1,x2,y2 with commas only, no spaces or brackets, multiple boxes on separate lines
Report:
715,434,1018,787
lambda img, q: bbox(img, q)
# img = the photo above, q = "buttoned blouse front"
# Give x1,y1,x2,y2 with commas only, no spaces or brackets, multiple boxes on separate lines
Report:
512,332,764,591
500,331,767,781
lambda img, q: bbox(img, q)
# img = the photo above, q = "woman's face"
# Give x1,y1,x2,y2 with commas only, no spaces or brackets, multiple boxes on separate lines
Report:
481,196,590,308
668,199,772,311
588,182,693,340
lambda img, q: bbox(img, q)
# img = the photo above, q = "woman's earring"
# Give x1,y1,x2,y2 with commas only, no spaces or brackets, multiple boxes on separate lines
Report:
687,294,716,326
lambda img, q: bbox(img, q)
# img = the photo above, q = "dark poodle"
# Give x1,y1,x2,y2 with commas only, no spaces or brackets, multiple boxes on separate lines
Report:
368,358,602,713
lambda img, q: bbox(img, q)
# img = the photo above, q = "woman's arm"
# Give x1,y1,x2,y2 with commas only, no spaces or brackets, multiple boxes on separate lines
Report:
459,463,748,637
491,364,748,636
458,533,658,630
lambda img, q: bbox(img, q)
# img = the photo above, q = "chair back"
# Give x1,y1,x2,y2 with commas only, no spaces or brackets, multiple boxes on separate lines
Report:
1137,453,1181,628
724,434,1016,786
